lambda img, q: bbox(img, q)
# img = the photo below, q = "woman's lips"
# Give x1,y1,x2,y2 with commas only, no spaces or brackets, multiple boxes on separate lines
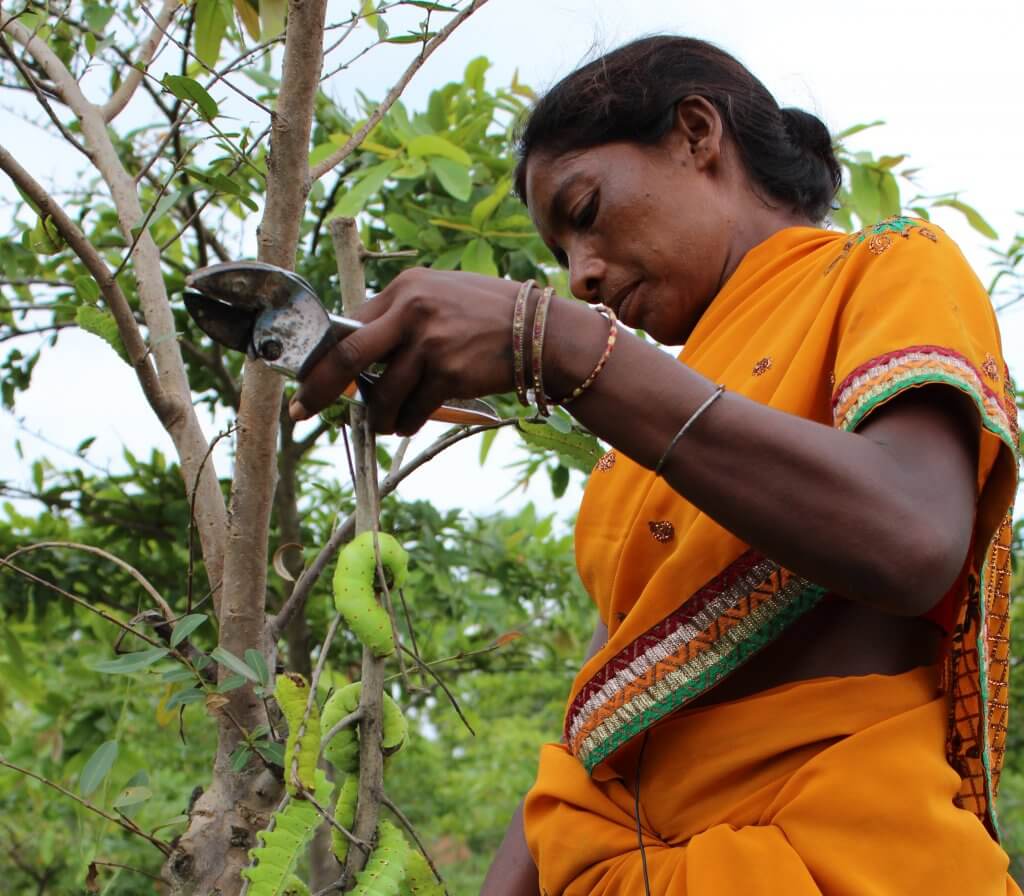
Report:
616,283,639,326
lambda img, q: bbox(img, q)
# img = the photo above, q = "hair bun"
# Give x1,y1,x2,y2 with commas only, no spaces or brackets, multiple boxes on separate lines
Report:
781,108,832,160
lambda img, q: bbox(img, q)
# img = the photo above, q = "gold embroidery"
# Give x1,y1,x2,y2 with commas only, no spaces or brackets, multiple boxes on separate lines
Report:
919,228,938,242
868,233,892,255
752,356,773,376
648,520,674,543
595,450,616,472
982,354,999,380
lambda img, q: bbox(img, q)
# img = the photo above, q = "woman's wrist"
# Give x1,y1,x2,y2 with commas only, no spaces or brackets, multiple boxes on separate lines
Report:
538,294,614,404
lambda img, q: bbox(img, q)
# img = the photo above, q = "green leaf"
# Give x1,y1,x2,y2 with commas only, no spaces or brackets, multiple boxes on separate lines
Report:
430,158,472,201
170,614,207,648
90,647,168,674
166,687,205,709
517,420,602,472
407,135,472,166
216,674,248,693
210,646,260,682
376,17,390,40
361,0,379,28
431,245,463,270
549,464,569,498
259,0,287,39
84,6,115,32
470,177,511,229
79,740,118,796
29,215,63,254
244,649,269,686
833,120,885,141
460,238,497,276
327,159,399,219
254,740,285,766
230,745,253,772
73,275,100,303
161,666,199,684
76,306,129,364
383,213,421,245
478,426,499,464
162,74,219,121
932,198,999,239
112,785,153,810
464,56,490,92
194,0,228,68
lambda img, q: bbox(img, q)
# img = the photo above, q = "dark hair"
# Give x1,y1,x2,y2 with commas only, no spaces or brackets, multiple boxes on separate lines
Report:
513,36,841,223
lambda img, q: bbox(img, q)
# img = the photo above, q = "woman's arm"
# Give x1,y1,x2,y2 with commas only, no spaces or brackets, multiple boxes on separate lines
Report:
481,619,608,896
290,272,978,615
541,296,979,615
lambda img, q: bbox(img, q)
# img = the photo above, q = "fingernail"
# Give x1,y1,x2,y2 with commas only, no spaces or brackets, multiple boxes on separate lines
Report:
289,400,309,421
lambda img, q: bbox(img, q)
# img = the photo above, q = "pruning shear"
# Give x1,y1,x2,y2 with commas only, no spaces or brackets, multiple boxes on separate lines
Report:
183,260,501,425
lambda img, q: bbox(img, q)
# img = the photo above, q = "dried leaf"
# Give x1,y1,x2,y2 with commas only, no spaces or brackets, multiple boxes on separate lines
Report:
492,631,522,648
205,693,230,716
272,542,304,583
86,862,100,894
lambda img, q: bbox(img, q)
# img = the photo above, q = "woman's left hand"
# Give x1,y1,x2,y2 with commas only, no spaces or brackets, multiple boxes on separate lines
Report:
289,268,523,435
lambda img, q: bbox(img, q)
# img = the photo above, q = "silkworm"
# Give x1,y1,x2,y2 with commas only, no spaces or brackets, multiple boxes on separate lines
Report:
240,770,331,896
320,682,408,775
351,819,409,896
330,773,359,864
275,673,321,794
333,532,409,658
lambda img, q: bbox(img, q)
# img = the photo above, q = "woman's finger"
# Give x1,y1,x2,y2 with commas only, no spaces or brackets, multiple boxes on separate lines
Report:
290,312,404,420
393,379,454,437
362,348,426,435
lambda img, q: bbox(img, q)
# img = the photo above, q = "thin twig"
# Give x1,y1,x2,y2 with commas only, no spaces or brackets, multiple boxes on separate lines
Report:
381,794,448,891
0,558,168,651
310,0,491,181
399,644,474,736
187,423,236,613
88,859,167,887
0,34,89,156
137,3,274,116
0,757,171,855
2,542,173,621
101,0,179,122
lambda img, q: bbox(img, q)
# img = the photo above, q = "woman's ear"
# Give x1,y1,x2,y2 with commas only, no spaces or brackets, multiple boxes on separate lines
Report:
671,96,724,171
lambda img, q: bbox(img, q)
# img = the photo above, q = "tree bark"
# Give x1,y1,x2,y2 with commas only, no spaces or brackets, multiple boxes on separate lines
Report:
165,2,330,892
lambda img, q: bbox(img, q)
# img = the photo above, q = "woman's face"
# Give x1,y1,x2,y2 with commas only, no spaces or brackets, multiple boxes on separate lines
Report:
523,105,750,345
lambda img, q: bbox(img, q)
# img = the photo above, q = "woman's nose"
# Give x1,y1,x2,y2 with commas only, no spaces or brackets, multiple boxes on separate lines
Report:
568,249,606,302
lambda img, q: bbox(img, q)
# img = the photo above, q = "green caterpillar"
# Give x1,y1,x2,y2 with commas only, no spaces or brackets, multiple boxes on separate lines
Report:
275,673,322,794
351,820,410,896
333,531,409,657
320,682,408,775
331,773,359,864
240,770,332,896
402,848,444,895
281,877,310,896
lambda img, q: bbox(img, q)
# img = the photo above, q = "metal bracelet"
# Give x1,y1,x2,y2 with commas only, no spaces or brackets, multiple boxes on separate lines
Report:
653,384,726,476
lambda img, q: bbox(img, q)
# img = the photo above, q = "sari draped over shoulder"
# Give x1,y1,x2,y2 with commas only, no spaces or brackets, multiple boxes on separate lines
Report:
523,218,1021,894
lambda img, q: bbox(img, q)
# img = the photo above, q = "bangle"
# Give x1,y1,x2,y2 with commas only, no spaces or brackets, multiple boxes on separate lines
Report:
560,304,618,404
511,279,535,407
529,286,555,417
654,384,726,476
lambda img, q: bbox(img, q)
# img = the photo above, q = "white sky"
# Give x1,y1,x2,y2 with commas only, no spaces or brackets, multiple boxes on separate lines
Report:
1,0,1022,524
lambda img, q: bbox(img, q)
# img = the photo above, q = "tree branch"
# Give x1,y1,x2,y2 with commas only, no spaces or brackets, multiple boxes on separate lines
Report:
310,0,490,182
101,0,179,122
0,144,174,420
0,756,171,856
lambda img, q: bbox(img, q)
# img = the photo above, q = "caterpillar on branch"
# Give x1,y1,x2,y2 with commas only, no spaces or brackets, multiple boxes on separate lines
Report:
333,531,409,657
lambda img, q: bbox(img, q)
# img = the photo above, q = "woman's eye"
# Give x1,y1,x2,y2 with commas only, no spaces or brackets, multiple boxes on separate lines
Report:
572,194,599,229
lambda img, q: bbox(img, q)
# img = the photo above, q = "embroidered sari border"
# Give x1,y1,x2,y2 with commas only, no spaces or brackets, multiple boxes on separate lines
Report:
564,547,827,770
831,345,1015,452
575,583,826,770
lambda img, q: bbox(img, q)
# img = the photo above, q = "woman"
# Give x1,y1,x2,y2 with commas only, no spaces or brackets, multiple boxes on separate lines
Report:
290,37,1020,895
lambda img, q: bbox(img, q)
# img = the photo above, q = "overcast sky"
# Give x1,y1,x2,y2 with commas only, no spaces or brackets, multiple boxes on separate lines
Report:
1,0,1022,523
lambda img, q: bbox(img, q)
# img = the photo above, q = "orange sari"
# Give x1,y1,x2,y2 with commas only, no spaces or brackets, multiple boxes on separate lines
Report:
523,218,1020,894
